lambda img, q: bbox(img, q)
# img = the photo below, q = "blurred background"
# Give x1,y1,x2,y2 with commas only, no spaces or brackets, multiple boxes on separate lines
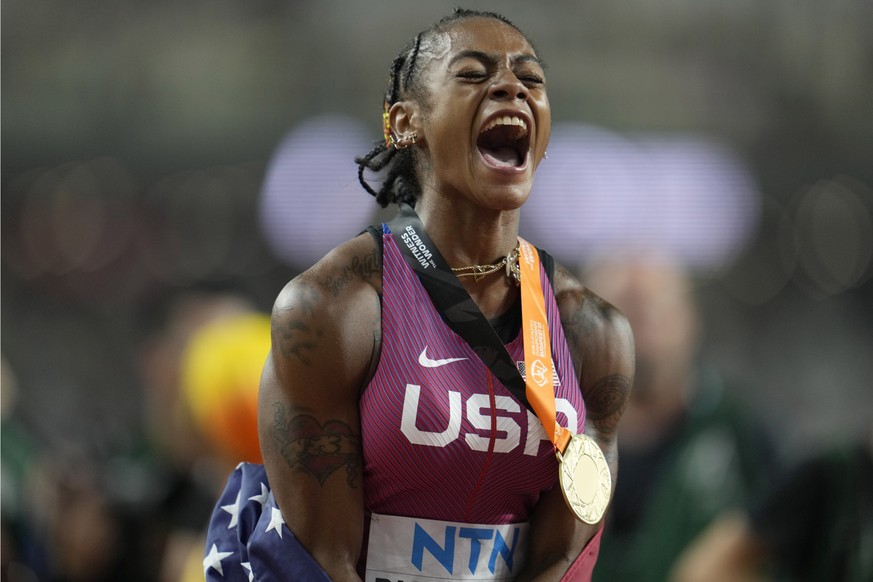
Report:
2,0,872,580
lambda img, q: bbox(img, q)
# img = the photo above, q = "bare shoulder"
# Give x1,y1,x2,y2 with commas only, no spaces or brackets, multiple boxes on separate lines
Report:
552,262,634,362
269,232,382,392
552,262,634,439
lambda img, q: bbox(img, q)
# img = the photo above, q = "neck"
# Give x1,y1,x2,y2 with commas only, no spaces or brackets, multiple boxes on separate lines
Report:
451,242,520,283
461,276,521,320
407,197,522,319
413,198,520,266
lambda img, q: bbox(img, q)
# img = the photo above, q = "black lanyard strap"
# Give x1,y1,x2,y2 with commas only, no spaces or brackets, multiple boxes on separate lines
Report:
386,204,530,407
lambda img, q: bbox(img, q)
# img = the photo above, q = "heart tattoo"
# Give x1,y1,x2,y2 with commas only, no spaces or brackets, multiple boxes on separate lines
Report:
270,403,362,488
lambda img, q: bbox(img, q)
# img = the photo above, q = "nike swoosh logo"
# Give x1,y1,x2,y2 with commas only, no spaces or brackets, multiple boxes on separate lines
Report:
418,346,469,368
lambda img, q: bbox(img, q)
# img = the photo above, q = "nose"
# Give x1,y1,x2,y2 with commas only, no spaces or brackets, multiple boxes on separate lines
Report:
489,70,529,102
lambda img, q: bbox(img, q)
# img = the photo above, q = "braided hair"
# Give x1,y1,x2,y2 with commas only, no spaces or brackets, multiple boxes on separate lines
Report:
354,8,524,208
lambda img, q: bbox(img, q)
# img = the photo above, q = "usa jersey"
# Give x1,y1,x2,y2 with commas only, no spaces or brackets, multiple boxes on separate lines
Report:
202,226,598,581
360,226,587,525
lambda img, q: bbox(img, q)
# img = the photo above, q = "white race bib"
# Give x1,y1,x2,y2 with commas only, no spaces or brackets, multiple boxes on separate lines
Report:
365,513,529,581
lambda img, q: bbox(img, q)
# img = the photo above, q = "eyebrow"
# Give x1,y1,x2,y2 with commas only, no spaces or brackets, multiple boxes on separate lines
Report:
448,50,545,69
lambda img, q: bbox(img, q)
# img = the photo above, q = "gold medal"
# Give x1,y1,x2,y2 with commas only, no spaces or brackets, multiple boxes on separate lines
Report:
557,433,612,524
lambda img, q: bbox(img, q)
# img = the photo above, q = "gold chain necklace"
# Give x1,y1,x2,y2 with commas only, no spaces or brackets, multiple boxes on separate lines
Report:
451,243,521,284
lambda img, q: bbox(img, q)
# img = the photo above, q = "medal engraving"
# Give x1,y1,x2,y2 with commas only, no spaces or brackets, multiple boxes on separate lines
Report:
558,433,611,524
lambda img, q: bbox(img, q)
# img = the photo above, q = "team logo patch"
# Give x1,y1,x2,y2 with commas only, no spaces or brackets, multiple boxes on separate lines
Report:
516,360,561,387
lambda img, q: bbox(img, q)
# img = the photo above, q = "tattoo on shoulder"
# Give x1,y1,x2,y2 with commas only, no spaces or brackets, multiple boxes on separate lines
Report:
325,249,379,297
275,285,321,367
585,374,631,424
269,402,362,488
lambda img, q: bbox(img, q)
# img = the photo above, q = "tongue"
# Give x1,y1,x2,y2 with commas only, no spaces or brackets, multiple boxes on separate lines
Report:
480,146,519,168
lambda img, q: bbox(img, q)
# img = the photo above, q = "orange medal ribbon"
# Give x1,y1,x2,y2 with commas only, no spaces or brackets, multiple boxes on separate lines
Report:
517,237,611,524
517,238,572,455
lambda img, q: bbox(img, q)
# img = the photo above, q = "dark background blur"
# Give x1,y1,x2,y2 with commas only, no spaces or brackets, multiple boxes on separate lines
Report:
3,0,872,546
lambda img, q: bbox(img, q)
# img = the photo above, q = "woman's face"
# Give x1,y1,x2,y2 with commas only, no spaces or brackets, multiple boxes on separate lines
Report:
407,17,551,210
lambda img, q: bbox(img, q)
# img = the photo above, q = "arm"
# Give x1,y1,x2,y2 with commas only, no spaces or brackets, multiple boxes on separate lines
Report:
258,235,381,581
556,264,634,498
519,264,635,580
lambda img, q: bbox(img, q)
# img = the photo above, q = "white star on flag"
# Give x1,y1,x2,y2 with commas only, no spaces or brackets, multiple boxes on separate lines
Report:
242,561,254,581
203,543,233,576
249,482,269,508
265,506,285,539
221,491,241,529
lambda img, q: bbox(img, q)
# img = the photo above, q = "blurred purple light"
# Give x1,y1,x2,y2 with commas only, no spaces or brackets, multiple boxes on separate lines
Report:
258,115,377,269
522,123,760,271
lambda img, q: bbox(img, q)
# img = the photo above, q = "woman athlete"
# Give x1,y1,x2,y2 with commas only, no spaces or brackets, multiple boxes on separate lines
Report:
204,8,634,581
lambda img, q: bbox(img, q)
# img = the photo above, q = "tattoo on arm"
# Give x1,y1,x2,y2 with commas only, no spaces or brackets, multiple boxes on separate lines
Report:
275,286,321,367
270,403,362,488
585,376,628,473
276,320,319,366
325,249,380,297
585,374,631,430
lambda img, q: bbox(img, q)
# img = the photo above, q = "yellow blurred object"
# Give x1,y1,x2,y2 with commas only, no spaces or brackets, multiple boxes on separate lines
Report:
179,534,208,582
181,312,271,464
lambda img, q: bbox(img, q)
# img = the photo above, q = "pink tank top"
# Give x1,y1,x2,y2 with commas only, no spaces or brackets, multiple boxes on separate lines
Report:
360,229,586,525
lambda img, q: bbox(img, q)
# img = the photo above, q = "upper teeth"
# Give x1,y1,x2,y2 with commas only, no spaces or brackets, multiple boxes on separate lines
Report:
482,115,527,133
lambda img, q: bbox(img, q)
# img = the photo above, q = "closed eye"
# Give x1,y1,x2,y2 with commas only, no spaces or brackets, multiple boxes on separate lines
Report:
457,70,489,81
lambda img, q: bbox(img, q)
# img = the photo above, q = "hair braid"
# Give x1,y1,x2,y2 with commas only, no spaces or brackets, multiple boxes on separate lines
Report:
402,33,423,97
354,7,529,208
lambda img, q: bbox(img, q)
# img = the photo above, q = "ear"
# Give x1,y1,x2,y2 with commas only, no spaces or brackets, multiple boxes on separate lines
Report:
388,101,425,146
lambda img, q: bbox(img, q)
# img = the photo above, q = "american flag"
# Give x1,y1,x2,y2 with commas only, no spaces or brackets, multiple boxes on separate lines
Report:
204,464,602,581
203,463,331,581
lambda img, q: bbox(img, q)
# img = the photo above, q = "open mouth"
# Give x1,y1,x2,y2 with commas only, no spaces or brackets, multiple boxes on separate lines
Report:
477,115,530,169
